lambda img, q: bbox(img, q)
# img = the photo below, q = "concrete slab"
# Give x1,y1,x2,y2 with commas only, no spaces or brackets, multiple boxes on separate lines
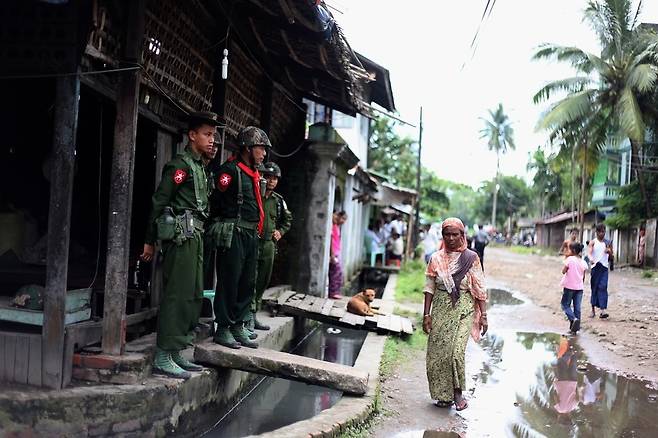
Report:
195,342,369,395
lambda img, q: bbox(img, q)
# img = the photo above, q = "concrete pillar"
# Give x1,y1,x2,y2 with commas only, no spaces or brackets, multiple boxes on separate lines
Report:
303,143,339,296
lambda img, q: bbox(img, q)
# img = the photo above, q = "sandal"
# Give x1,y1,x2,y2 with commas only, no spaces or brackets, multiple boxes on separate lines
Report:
435,400,453,408
599,313,609,319
455,398,468,411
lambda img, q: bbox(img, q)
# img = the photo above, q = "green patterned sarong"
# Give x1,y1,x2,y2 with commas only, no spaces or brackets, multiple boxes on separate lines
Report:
426,290,474,402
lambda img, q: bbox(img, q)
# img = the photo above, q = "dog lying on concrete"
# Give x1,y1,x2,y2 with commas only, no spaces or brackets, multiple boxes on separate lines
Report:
346,288,385,316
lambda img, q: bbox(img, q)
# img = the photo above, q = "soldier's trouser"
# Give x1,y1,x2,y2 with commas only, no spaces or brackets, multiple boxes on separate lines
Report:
202,234,216,290
253,239,276,313
156,234,204,351
214,227,258,326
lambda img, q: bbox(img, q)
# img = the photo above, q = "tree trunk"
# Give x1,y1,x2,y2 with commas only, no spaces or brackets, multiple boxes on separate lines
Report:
630,139,651,218
579,142,588,241
491,152,500,227
571,144,576,222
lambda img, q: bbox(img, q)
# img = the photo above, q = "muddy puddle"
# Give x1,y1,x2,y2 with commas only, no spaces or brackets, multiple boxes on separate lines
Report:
487,288,524,307
202,324,366,437
461,330,658,437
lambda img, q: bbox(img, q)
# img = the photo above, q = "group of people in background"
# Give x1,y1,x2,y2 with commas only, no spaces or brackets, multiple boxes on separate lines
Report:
559,223,613,336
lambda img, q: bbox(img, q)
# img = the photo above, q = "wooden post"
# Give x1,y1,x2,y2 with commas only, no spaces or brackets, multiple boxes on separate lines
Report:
102,0,145,355
42,73,80,389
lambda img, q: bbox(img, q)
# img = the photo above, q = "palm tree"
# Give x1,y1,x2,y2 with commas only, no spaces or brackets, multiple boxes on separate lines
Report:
480,103,516,227
533,0,658,218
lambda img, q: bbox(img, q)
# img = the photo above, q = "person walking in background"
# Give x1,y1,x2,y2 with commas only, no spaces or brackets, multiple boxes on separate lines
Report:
329,211,347,299
588,224,613,319
560,229,578,257
473,224,489,269
423,218,488,411
560,242,587,334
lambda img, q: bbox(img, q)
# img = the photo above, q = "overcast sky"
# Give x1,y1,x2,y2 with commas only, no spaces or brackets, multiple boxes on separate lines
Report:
335,0,658,188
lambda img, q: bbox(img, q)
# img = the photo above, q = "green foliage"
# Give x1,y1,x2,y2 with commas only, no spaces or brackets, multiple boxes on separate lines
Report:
477,175,533,225
368,117,450,221
395,259,426,303
368,117,418,188
527,147,563,214
533,0,658,217
606,173,658,228
642,271,654,279
480,103,516,155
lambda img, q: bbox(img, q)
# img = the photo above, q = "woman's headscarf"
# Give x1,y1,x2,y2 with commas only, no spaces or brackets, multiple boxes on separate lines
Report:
439,217,468,252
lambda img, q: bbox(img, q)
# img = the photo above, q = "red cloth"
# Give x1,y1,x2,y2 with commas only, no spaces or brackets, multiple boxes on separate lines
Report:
237,162,264,235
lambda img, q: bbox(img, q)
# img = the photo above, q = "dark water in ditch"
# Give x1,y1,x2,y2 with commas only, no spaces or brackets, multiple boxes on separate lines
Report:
203,324,367,438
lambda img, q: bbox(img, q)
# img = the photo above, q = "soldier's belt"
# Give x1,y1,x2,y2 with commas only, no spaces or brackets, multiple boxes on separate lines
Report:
220,218,258,230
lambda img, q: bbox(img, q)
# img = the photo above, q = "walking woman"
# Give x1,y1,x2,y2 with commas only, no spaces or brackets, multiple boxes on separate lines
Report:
423,218,488,411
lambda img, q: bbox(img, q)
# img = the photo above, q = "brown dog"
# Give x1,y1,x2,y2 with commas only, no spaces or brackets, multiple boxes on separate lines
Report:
347,289,385,316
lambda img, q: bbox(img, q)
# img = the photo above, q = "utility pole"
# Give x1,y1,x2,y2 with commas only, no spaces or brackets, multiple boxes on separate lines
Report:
491,153,499,228
414,107,423,247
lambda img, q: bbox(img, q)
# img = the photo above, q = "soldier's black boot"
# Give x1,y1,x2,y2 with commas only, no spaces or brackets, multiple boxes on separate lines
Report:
253,312,270,331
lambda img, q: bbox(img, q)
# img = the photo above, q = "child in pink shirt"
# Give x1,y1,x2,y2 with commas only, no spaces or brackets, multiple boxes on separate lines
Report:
560,242,588,334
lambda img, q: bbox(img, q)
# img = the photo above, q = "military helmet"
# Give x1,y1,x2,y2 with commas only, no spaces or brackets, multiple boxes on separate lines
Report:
10,284,45,311
260,162,281,178
237,126,272,149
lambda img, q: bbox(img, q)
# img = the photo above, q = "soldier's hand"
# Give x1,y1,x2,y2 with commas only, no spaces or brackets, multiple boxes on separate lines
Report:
272,230,282,241
141,244,155,262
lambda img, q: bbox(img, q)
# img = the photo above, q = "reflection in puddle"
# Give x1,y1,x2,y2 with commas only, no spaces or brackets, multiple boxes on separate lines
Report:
468,330,658,437
487,288,524,307
392,431,461,438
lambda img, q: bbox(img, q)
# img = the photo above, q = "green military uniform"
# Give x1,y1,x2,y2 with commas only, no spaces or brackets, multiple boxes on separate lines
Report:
208,157,263,333
145,148,208,352
203,156,222,289
254,191,292,313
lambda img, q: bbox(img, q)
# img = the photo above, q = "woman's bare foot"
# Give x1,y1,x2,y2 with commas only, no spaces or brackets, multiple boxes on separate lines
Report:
454,389,468,411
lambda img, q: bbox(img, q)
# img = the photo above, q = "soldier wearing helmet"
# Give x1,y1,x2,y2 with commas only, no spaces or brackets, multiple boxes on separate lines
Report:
206,126,269,349
245,161,292,335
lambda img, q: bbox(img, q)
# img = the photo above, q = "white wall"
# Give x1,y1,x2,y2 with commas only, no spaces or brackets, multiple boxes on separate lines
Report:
340,174,370,281
332,111,369,163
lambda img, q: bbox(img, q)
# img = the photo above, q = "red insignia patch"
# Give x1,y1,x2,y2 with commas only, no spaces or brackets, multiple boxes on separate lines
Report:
173,169,187,185
218,173,232,192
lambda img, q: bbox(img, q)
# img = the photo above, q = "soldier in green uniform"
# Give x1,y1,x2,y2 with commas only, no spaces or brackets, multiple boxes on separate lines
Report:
207,126,269,349
141,111,222,378
246,162,292,333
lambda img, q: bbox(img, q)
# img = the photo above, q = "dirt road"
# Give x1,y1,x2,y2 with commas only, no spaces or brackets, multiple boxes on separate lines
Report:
369,247,658,437
485,246,658,382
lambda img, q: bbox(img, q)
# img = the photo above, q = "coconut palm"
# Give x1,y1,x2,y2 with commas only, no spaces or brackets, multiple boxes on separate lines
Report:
480,103,516,227
533,0,658,217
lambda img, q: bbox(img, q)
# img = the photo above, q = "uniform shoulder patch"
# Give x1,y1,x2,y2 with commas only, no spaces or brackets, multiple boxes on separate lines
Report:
173,169,187,184
218,173,232,191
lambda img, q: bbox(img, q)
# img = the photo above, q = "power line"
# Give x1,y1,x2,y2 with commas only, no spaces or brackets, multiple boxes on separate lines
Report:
0,66,141,80
461,0,497,71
